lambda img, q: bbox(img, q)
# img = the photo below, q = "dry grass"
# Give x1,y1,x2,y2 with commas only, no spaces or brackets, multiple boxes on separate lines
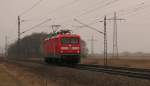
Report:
3,61,150,86
81,57,150,69
0,64,22,86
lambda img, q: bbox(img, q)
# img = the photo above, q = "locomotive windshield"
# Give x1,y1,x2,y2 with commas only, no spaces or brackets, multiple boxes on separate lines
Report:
61,38,79,44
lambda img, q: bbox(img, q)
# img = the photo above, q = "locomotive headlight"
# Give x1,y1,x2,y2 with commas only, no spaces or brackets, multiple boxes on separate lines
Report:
72,47,80,50
61,47,69,50
60,51,63,53
77,50,80,53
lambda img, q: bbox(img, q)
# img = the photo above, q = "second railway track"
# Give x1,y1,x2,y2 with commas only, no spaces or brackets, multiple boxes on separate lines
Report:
72,64,150,80
4,59,150,80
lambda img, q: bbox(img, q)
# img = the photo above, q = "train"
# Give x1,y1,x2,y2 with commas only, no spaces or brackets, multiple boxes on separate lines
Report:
43,30,81,64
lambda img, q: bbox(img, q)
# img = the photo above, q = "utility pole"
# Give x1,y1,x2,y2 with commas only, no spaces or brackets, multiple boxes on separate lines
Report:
88,34,97,55
18,16,21,56
5,36,8,57
107,12,125,59
104,16,107,66
73,19,106,65
91,34,94,55
113,12,119,59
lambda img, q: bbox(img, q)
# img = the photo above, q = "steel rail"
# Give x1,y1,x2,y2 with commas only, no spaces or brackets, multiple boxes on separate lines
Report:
79,64,150,73
4,59,150,80
71,64,150,80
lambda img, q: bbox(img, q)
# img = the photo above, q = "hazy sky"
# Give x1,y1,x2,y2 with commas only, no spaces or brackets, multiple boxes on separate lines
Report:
0,0,150,54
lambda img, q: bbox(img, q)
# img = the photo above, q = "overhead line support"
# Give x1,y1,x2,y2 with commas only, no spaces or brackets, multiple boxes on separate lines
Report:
18,16,21,56
104,16,107,66
107,12,125,59
73,18,107,66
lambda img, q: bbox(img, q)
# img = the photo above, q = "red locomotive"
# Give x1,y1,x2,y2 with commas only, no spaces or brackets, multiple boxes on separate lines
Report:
43,30,81,64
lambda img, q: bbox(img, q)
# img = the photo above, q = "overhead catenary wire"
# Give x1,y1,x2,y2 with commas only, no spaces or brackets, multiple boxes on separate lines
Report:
74,19,104,34
29,0,116,26
75,0,109,17
20,0,148,27
20,0,120,29
39,0,81,20
20,0,150,34
21,18,51,34
120,3,150,18
88,0,149,20
56,0,150,40
90,1,150,26
53,0,109,24
56,0,120,26
109,2,150,18
76,0,120,18
19,0,44,16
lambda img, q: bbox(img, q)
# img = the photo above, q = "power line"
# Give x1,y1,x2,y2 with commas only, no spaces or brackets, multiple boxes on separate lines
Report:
21,18,51,34
57,0,120,26
17,0,44,56
33,0,114,26
71,20,100,28
21,18,46,22
118,3,146,16
20,0,44,16
56,0,150,31
39,0,80,20
33,0,118,28
60,1,149,41
76,0,120,18
121,4,150,18
107,12,125,59
92,2,143,20
88,34,97,55
74,18,108,66
55,0,109,24
90,2,149,26
74,19,104,34
75,0,109,17
17,17,51,56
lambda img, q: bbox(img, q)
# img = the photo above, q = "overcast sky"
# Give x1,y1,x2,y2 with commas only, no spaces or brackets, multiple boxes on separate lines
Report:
0,0,150,54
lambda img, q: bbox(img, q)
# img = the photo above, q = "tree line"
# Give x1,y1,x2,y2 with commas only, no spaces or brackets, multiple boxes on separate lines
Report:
7,33,88,58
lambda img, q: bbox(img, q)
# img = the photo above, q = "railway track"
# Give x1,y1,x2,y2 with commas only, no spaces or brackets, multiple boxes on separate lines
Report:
4,59,150,80
71,64,150,80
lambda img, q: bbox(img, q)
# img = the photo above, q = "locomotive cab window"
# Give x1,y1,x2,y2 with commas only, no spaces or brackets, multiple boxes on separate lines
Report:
61,38,79,44
61,38,70,44
70,38,79,44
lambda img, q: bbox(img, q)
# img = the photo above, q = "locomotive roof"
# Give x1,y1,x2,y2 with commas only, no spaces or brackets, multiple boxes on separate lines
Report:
44,33,80,41
57,33,80,37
